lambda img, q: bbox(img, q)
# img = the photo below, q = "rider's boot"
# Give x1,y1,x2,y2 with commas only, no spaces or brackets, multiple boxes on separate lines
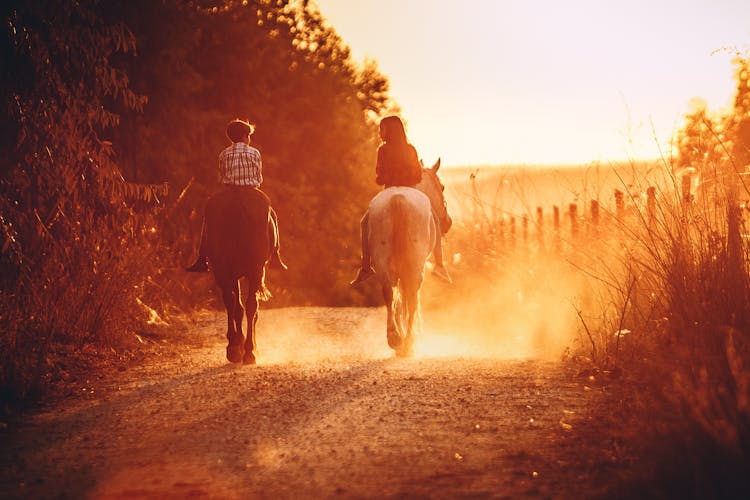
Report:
350,265,375,287
432,264,452,283
186,255,209,273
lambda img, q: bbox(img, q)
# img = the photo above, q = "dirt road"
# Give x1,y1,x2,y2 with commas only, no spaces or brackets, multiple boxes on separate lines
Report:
0,307,631,499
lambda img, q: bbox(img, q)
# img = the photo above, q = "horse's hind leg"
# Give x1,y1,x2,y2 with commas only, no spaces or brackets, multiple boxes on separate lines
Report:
383,283,401,350
223,282,245,363
397,281,420,358
242,292,258,365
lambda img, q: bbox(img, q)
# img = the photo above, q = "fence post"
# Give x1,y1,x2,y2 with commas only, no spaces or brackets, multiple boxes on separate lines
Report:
682,173,692,205
536,206,544,246
569,203,578,238
614,190,624,220
509,215,516,249
590,200,599,234
553,205,560,250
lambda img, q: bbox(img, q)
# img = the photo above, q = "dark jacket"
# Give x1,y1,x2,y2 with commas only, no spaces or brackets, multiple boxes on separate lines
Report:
375,142,422,187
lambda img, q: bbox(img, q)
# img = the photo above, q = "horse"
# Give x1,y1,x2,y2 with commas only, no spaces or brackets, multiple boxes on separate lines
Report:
367,158,452,356
204,187,273,365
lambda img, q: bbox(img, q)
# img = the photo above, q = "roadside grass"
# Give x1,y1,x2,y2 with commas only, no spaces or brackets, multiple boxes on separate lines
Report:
441,151,750,496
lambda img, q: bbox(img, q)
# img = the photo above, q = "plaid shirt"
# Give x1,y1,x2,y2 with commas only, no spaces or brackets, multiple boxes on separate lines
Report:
218,142,263,187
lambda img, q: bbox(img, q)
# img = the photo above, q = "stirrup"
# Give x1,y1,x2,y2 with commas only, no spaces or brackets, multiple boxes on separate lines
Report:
349,266,375,287
185,257,209,273
432,265,452,283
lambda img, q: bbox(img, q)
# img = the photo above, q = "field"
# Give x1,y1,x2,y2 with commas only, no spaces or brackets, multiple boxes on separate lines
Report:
441,161,681,221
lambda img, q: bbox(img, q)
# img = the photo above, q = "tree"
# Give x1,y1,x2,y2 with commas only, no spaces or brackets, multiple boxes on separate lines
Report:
0,0,159,401
110,0,395,305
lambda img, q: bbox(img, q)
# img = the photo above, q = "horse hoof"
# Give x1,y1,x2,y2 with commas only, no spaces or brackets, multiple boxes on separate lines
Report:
242,354,256,365
396,345,414,358
226,345,244,363
387,330,402,349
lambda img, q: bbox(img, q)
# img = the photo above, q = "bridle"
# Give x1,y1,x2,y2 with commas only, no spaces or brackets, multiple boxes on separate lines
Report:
419,168,452,235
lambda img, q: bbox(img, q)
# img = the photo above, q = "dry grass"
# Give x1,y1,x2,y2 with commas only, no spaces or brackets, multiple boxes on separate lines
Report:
440,152,750,496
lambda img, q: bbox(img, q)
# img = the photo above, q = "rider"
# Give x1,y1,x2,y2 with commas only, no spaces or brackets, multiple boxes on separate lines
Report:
349,115,451,286
186,118,287,272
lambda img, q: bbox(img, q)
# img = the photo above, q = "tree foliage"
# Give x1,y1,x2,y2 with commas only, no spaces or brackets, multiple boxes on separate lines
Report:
676,56,750,182
108,0,394,305
1,0,394,402
0,0,166,401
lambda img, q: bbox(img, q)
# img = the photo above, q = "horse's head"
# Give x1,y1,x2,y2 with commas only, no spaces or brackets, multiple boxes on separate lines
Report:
416,158,452,234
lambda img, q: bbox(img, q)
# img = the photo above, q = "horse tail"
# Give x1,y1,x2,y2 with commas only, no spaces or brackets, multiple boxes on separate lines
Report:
390,194,410,267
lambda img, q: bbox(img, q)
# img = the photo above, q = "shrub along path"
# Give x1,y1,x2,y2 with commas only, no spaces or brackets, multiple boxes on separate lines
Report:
0,307,641,498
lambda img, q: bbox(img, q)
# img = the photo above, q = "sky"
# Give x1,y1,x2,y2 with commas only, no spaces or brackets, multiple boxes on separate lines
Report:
313,0,750,167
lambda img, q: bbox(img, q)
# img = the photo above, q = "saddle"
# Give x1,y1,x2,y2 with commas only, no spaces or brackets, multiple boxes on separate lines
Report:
219,184,270,205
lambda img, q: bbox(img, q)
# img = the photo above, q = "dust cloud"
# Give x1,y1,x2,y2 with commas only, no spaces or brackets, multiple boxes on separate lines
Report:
418,254,585,361
249,255,584,364
253,307,393,365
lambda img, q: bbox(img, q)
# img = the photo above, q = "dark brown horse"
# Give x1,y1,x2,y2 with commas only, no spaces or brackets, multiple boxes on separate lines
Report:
204,188,272,365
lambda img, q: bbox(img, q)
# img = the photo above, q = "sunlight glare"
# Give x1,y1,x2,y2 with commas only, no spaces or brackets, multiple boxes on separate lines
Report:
315,0,749,166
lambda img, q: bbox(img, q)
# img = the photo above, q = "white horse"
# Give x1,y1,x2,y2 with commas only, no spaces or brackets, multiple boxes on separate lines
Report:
367,159,452,356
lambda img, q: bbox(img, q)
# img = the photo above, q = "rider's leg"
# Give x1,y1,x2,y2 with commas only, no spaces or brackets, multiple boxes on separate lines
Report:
350,211,375,286
431,210,451,283
186,218,209,272
268,207,287,270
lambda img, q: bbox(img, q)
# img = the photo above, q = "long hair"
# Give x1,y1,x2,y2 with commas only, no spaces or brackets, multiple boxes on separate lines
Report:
380,116,408,144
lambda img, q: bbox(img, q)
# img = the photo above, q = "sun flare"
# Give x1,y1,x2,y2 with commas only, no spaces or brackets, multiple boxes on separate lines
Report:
315,0,749,166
